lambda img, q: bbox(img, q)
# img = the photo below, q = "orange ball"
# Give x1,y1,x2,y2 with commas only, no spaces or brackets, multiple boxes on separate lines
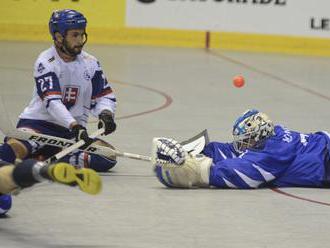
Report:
233,76,245,88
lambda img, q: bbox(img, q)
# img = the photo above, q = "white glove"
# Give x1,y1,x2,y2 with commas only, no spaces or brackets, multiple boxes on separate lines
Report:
152,137,187,165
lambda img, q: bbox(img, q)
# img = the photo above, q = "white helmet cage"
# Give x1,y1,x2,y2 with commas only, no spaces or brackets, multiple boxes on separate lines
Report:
232,109,275,153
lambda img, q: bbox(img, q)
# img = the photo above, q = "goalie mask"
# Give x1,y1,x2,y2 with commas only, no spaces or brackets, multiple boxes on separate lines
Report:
232,109,275,153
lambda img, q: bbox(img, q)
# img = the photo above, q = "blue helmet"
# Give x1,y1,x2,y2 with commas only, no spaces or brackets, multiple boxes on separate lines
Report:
49,9,87,40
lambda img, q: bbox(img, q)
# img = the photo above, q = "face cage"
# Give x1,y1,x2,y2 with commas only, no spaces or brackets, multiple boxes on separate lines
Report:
232,131,258,153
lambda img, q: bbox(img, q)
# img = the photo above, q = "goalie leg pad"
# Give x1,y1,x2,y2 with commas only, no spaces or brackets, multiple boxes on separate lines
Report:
154,154,212,188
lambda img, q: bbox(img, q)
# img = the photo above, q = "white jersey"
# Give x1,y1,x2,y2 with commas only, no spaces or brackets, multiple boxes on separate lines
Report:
20,46,116,128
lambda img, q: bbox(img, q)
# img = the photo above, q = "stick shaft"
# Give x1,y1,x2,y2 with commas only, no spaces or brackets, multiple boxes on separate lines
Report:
5,128,151,162
115,151,151,161
45,128,105,163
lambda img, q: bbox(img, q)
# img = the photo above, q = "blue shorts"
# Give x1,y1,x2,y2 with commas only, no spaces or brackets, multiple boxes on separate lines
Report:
16,119,73,138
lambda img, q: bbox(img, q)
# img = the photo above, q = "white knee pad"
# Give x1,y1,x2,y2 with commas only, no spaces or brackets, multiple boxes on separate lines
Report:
154,154,212,188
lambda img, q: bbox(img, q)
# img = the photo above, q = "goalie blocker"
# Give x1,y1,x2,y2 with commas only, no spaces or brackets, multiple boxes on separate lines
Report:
152,138,212,188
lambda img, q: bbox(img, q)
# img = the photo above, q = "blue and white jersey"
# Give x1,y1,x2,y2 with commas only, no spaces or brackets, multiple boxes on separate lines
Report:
19,46,116,128
204,125,330,188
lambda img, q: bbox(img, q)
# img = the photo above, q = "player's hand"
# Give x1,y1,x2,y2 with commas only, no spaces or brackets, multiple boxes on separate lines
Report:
98,111,116,135
152,137,187,165
71,124,94,148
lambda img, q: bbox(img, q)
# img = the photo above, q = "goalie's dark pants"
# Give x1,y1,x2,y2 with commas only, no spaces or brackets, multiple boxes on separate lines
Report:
0,119,116,172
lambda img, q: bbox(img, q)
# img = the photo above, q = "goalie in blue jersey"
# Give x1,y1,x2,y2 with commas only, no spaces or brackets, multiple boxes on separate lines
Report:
152,109,330,189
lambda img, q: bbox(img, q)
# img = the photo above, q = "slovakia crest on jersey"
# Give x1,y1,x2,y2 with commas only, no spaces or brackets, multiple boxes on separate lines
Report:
62,86,79,110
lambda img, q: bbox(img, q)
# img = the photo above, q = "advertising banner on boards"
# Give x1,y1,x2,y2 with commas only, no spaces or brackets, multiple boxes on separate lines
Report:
127,0,330,38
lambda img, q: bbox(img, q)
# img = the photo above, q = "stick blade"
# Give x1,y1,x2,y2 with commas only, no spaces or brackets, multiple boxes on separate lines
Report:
181,129,209,156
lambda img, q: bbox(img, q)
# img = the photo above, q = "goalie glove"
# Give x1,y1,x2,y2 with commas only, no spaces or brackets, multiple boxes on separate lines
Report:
151,137,187,165
151,136,212,188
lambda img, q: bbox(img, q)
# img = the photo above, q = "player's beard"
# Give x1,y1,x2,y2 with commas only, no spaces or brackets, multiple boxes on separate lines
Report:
61,39,84,57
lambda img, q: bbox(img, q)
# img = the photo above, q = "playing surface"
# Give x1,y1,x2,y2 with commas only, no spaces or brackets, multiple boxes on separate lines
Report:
1,41,330,248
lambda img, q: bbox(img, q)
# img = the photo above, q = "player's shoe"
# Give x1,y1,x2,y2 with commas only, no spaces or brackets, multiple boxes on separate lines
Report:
49,163,102,195
0,194,12,216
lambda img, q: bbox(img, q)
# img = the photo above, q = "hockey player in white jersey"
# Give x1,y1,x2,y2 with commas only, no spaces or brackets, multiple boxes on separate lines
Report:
0,9,117,169
152,109,330,189
0,9,117,213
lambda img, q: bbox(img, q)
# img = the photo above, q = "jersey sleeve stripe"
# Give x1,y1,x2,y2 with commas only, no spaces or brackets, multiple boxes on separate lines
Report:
223,178,238,188
252,164,276,182
104,97,116,102
217,148,228,159
92,88,113,99
230,152,237,158
42,91,62,100
44,91,62,96
234,169,263,188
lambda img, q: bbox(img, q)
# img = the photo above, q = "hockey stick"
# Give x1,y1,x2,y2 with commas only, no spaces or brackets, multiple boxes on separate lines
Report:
0,96,118,161
180,129,209,156
42,128,152,162
0,98,208,163
3,128,150,161
45,128,104,164
3,128,208,162
0,98,117,159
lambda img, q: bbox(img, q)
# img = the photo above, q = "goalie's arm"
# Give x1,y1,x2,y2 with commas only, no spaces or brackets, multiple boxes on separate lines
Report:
208,158,279,189
152,137,283,189
202,142,279,189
